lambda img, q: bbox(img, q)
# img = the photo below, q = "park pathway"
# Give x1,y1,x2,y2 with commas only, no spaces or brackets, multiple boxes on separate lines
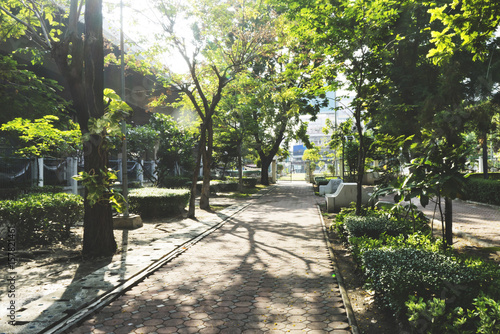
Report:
67,182,352,334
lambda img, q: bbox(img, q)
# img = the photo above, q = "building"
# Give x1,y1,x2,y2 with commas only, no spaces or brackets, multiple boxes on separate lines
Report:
291,91,352,175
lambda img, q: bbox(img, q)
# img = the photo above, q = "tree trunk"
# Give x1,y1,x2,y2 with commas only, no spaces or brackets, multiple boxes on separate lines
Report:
444,197,453,247
80,0,116,257
188,132,205,218
260,156,273,186
200,118,213,210
355,111,365,215
482,133,488,179
237,141,243,192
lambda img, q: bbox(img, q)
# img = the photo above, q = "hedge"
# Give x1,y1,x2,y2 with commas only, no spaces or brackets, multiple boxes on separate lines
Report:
344,215,408,239
196,180,240,193
0,193,83,249
362,248,481,316
335,206,500,332
463,178,500,206
128,187,190,218
159,176,192,188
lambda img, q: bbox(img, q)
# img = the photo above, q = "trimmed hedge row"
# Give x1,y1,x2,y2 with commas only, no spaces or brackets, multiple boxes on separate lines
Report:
128,187,190,218
463,178,500,206
344,215,407,239
334,208,500,332
0,193,83,249
159,176,191,188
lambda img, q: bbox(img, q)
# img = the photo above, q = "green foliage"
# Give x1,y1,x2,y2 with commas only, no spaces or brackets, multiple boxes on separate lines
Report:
472,294,500,333
149,114,195,181
84,89,132,152
75,89,131,213
128,188,190,218
428,0,500,63
1,115,81,158
314,177,329,186
0,55,69,124
160,176,192,189
0,193,83,249
405,293,500,334
362,248,479,315
350,231,442,261
73,168,126,213
242,177,257,188
463,178,500,206
344,214,407,240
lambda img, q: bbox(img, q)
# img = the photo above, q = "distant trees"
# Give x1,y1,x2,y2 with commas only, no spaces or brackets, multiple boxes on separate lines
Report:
150,0,275,216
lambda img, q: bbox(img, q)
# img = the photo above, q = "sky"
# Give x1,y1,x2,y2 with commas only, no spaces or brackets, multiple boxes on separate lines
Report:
102,0,191,73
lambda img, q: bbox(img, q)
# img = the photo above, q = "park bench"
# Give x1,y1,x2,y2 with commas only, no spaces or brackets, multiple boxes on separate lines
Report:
325,182,370,212
319,178,343,195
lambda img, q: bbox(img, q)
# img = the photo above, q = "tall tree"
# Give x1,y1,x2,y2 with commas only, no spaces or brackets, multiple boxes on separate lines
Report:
1,0,118,257
429,1,500,178
282,0,403,214
150,0,274,217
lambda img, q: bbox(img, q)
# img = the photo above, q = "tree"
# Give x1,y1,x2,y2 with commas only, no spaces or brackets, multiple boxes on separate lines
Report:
1,0,120,257
428,1,500,178
282,0,404,213
0,54,70,125
1,115,80,158
150,0,274,217
428,0,500,63
149,114,196,185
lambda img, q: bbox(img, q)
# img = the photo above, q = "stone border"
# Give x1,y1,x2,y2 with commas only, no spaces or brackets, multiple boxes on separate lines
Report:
317,205,360,334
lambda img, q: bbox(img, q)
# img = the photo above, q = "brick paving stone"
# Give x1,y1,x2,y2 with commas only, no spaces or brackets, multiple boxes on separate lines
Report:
66,182,351,333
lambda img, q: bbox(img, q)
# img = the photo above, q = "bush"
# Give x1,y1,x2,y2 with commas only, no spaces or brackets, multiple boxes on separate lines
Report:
362,248,480,315
463,178,500,206
344,214,409,239
159,176,191,188
349,232,443,263
314,176,329,185
196,180,239,193
242,177,257,188
128,187,190,218
0,193,83,249
465,172,500,180
406,293,500,334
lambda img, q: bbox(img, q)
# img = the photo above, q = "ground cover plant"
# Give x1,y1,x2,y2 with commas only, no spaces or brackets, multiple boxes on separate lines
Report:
332,205,500,333
128,187,190,219
0,192,83,249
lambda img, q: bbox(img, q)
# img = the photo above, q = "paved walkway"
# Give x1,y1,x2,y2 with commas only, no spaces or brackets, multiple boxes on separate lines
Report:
66,182,351,334
380,195,500,247
417,199,500,247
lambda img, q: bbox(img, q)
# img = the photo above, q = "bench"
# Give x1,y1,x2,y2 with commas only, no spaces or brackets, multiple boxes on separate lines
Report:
325,182,370,212
319,178,342,195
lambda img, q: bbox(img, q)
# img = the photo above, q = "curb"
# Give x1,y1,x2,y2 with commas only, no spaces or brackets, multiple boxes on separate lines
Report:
317,205,360,334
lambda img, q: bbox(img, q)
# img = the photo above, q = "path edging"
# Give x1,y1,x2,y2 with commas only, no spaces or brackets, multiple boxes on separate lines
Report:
317,205,360,334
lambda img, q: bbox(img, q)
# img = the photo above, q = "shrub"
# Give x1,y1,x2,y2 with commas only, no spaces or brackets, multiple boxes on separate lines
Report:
196,180,239,193
159,176,191,188
463,178,500,206
344,214,408,239
349,232,443,263
0,193,83,249
465,172,500,180
314,176,329,185
212,180,239,192
242,177,257,188
128,187,190,218
362,248,480,315
405,293,500,334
